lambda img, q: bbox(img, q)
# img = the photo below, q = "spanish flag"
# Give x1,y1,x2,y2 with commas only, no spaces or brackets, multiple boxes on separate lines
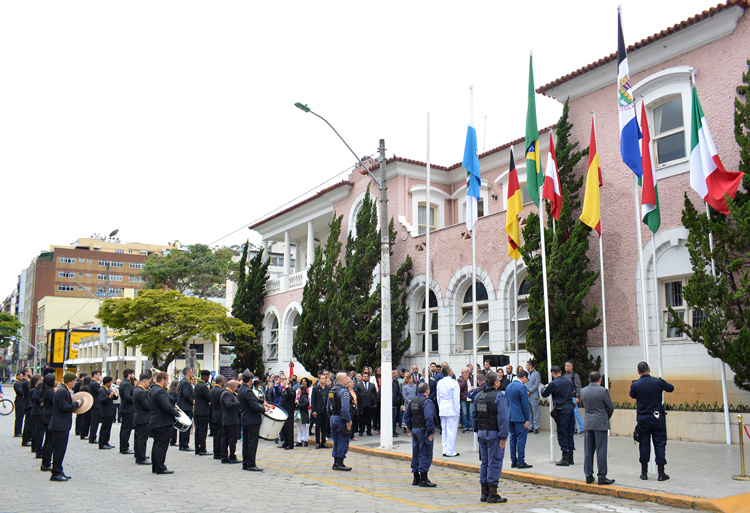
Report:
580,115,602,236
506,146,523,260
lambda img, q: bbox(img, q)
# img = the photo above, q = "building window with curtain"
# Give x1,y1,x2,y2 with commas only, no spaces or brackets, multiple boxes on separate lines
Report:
651,96,686,166
416,290,438,353
662,278,703,339
456,282,489,350
417,202,437,235
267,316,279,360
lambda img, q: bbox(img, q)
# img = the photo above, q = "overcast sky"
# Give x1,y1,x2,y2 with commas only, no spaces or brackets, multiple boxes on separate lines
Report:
0,0,717,295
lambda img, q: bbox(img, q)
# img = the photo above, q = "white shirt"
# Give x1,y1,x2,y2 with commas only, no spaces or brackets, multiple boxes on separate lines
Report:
436,376,460,416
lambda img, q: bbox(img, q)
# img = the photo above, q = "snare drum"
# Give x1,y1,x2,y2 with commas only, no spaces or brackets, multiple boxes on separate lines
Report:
174,408,193,432
258,405,288,441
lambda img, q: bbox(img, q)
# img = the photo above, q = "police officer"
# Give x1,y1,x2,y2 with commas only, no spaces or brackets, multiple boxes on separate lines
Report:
327,372,353,471
403,381,436,487
541,365,576,466
629,361,674,481
471,371,510,504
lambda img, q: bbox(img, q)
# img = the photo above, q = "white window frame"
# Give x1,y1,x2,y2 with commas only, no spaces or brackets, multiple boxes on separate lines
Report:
661,276,703,341
410,185,448,234
457,282,489,351
650,96,687,167
417,202,437,235
267,316,279,361
454,181,489,225
416,290,439,354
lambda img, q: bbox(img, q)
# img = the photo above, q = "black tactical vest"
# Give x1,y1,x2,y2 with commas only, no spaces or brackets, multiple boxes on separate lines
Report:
410,395,428,429
475,387,499,431
327,385,343,417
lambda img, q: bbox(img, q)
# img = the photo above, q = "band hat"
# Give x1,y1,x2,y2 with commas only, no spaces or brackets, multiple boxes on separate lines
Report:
63,371,77,384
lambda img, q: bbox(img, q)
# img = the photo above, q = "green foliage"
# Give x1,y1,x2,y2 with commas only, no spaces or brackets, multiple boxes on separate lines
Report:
97,289,253,371
521,99,601,383
669,60,750,392
0,313,23,350
141,243,234,298
225,242,269,376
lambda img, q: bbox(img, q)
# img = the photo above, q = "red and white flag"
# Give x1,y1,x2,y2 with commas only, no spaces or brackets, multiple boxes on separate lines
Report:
542,132,562,220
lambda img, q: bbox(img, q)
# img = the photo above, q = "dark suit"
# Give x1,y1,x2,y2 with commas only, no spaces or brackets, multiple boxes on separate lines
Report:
13,379,25,436
49,383,78,476
630,374,674,467
220,389,239,462
239,384,266,468
209,385,225,459
133,385,150,463
177,378,194,449
356,380,378,435
278,386,296,448
98,385,115,448
88,379,102,443
22,379,33,444
31,387,45,455
193,379,211,454
580,383,615,480
310,383,330,446
148,384,179,474
118,379,135,453
78,384,92,439
41,388,56,468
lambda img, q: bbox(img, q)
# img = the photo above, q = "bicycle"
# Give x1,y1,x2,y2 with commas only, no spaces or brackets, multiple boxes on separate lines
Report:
0,398,14,416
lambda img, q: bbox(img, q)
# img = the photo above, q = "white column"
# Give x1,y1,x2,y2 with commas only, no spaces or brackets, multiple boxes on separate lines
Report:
307,222,315,269
262,240,269,263
283,231,291,276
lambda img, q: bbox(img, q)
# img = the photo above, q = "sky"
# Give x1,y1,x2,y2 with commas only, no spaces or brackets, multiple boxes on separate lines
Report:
0,0,719,295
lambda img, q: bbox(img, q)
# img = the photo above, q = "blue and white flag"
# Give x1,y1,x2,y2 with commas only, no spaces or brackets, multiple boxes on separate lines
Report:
617,10,642,178
464,86,481,231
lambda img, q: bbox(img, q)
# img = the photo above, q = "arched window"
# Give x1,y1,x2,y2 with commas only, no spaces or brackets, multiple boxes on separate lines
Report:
267,315,279,360
511,278,530,351
456,282,489,350
290,312,300,345
417,290,438,353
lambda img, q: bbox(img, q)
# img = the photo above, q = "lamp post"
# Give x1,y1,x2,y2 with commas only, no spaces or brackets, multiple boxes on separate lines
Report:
294,103,393,449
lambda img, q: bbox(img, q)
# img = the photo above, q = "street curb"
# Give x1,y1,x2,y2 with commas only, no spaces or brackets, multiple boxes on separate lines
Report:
343,443,750,513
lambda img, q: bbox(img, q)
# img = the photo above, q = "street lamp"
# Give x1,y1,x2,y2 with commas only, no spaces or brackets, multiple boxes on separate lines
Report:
295,102,393,449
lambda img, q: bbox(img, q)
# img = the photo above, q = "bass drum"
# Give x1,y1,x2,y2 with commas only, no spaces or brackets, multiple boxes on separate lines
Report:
258,405,288,441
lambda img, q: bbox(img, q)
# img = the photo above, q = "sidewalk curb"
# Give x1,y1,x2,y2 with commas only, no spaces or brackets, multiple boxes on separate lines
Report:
344,444,750,513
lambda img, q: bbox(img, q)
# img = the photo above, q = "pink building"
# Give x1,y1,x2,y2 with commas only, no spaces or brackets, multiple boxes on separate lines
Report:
249,1,750,406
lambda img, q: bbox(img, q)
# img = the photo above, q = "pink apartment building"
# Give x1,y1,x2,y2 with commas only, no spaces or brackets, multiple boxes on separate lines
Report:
249,0,750,405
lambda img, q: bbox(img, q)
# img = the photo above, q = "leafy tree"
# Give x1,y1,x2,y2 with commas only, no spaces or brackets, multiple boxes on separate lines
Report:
97,289,253,371
225,242,269,376
141,243,234,298
521,99,601,382
669,60,750,392
294,214,345,373
0,313,23,350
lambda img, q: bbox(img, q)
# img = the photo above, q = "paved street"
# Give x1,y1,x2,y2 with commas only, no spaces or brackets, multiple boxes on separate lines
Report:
0,393,696,513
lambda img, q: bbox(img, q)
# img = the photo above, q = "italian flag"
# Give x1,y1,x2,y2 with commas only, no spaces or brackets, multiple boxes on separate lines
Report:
689,86,744,214
640,103,660,232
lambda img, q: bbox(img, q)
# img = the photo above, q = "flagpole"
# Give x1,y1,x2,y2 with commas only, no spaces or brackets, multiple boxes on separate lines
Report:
634,175,650,365
649,238,663,379
514,258,519,370
600,236,610,389
425,112,431,389
472,222,478,454
539,183,554,461
705,203,732,445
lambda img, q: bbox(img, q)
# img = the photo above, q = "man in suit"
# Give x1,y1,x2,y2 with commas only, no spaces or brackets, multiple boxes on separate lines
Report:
209,375,226,460
132,373,151,465
411,365,423,384
98,376,117,449
580,371,615,485
148,372,180,474
238,372,269,471
391,369,403,437
13,370,28,438
47,372,84,482
356,372,377,436
525,361,541,434
220,380,241,464
177,367,194,451
118,369,135,455
88,370,102,444
193,369,211,456
506,370,532,469
310,376,330,449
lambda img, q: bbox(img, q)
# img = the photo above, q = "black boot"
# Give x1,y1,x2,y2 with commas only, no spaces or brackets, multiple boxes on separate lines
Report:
486,485,507,504
640,463,648,480
556,451,569,466
657,465,669,481
412,472,420,486
419,471,437,487
337,457,352,471
568,450,574,465
480,483,489,502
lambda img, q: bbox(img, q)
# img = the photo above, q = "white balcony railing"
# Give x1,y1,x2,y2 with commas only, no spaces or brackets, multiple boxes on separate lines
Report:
265,270,307,295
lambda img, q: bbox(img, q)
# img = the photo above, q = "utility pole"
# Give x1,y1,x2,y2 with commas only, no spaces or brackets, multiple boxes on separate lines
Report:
99,261,110,375
378,139,393,449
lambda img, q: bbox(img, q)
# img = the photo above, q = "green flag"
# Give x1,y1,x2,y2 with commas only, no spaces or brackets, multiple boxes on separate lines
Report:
525,55,541,206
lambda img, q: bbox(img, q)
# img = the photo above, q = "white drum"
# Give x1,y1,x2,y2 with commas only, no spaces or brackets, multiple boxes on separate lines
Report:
174,408,192,432
258,405,288,441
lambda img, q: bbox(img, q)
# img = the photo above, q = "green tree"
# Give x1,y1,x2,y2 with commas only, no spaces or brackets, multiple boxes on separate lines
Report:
521,99,601,382
97,289,253,371
141,243,234,298
0,313,23,350
294,214,345,373
225,242,269,376
669,60,750,392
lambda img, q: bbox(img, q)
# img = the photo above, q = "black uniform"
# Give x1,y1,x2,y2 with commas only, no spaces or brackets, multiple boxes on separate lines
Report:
193,379,211,455
133,384,150,463
41,388,56,469
31,386,45,456
118,379,135,453
541,375,575,454
22,378,33,444
630,374,674,467
310,382,330,447
209,384,225,460
98,385,115,448
148,383,180,474
239,384,266,469
88,379,102,443
177,378,194,450
220,388,240,462
278,386,296,449
13,378,25,437
48,383,78,478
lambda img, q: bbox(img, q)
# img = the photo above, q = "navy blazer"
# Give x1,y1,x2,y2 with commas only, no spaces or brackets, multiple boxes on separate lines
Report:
505,380,531,423
49,384,78,432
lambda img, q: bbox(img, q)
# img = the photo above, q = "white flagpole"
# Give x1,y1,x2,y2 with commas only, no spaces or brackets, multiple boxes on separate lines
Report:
600,235,609,389
539,183,554,461
514,258,519,370
634,177,651,365
649,238,663,379
705,203,732,444
472,221,478,454
425,113,431,387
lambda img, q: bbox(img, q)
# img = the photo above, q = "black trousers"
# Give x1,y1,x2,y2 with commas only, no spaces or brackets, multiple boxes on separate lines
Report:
33,415,45,454
281,416,294,447
75,412,83,436
350,412,358,440
221,424,238,461
242,424,260,468
79,412,91,439
194,415,209,453
134,423,149,462
555,404,576,453
89,409,101,442
372,404,380,431
179,412,193,449
22,408,33,443
212,421,224,459
99,416,113,447
313,413,328,445
14,401,24,436
120,413,134,452
638,413,668,465
360,407,374,435
41,418,53,467
49,429,69,476
151,425,172,473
